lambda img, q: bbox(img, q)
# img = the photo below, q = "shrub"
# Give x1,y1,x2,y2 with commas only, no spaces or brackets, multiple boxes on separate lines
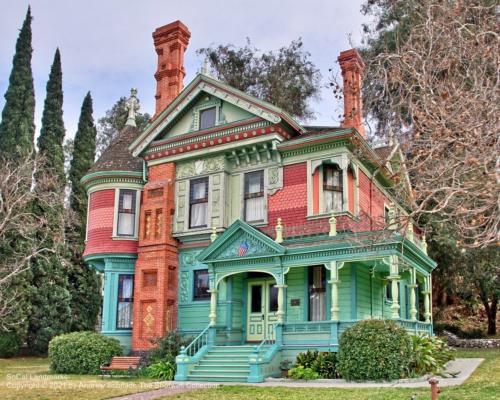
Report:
312,352,339,379
148,331,188,364
296,350,319,369
288,365,320,380
410,335,456,376
48,331,122,374
0,332,20,358
146,360,176,380
337,320,412,381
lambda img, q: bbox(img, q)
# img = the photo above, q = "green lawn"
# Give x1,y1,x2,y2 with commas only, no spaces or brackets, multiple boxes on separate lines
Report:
0,357,162,400
166,349,500,400
0,349,498,400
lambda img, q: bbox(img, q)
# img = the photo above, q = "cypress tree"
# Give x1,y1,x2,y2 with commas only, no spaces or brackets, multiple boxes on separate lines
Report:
66,93,101,331
28,49,72,354
0,7,35,159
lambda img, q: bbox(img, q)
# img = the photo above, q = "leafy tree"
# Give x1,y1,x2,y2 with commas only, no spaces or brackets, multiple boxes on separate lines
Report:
0,7,35,159
96,96,150,158
198,39,321,120
28,49,72,354
66,93,101,332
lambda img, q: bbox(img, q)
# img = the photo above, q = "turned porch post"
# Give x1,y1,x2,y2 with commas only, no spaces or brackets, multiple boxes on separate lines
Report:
275,284,287,324
328,261,341,321
423,275,431,323
409,268,418,321
388,256,400,319
208,289,218,326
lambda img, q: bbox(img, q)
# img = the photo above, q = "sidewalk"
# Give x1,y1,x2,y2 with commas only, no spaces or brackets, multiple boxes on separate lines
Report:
110,358,483,399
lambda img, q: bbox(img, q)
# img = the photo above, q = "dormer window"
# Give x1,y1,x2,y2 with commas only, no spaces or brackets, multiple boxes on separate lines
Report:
323,164,343,213
199,106,217,130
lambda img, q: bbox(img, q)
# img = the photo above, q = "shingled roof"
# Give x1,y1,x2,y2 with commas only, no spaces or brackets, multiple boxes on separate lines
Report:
88,125,143,174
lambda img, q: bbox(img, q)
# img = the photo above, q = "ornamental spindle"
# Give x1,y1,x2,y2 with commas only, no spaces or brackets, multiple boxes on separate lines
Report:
275,218,283,243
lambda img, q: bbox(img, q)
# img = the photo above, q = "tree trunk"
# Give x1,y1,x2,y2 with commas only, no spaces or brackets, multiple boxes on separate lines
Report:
485,297,497,336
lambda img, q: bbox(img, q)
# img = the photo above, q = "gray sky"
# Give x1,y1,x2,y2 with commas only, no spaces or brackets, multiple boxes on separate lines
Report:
0,0,369,141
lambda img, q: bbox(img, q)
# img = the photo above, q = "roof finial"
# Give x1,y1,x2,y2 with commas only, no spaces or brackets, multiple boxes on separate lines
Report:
200,57,211,77
125,88,140,127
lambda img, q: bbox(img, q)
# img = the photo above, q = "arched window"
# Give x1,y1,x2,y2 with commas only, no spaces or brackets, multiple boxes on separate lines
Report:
323,164,343,212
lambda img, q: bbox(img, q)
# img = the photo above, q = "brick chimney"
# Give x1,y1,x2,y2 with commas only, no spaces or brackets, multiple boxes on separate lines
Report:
153,20,191,116
338,49,365,137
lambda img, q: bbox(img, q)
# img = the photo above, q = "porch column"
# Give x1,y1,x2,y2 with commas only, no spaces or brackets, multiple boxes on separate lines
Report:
275,284,287,324
328,261,341,321
408,268,418,321
388,256,400,319
208,289,218,326
423,275,431,323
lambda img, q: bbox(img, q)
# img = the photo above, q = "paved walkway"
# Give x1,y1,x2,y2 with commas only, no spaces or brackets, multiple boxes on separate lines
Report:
110,358,483,399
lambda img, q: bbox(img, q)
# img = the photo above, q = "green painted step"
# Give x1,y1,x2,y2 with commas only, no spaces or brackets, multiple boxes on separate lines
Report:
187,375,248,382
190,369,250,376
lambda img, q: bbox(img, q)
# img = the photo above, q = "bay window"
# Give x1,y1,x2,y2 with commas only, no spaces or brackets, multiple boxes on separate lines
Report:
189,177,208,228
244,170,265,223
117,189,137,236
116,274,134,329
323,164,343,213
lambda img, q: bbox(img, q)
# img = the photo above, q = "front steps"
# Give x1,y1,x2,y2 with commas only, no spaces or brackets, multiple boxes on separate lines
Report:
186,345,269,382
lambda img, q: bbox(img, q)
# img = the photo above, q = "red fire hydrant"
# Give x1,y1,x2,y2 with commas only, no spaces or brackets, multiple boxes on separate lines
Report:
429,377,440,400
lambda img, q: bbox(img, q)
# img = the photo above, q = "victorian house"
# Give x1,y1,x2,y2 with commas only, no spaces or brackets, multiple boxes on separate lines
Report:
82,20,436,382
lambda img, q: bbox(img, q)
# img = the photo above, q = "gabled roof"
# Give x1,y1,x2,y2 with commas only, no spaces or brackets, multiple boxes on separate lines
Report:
129,73,305,157
197,219,285,263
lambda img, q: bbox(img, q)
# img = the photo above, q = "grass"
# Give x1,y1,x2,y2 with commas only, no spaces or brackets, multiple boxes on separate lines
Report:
0,357,164,400
0,348,498,400
164,348,500,400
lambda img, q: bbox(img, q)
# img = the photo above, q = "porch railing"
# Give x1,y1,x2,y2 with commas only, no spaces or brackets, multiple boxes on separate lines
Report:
254,322,280,353
179,324,211,357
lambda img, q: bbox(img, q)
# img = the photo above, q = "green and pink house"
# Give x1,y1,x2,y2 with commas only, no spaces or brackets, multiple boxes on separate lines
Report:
82,20,436,382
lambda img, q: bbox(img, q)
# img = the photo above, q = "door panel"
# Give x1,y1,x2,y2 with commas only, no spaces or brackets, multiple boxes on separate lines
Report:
246,279,277,341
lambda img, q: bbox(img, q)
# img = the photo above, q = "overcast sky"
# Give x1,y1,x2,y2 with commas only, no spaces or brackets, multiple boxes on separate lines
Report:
0,0,370,142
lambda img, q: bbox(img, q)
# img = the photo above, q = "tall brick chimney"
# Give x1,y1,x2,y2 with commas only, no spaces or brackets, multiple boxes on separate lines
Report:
153,20,191,116
338,49,365,137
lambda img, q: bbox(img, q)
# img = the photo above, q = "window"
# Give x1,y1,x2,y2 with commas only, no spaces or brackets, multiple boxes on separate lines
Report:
189,177,208,228
250,285,262,313
384,205,391,226
269,284,278,312
117,189,137,236
199,107,217,130
193,269,210,301
244,170,265,223
323,165,343,213
116,274,134,329
385,281,400,302
308,266,326,321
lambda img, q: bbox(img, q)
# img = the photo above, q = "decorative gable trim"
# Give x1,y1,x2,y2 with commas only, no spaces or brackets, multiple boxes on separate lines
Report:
129,74,304,157
197,219,284,263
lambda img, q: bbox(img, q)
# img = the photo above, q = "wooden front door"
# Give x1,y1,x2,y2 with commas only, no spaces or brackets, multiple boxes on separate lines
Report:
246,279,278,341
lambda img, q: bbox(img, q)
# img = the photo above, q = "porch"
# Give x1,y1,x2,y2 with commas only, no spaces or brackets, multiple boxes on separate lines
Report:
175,219,436,382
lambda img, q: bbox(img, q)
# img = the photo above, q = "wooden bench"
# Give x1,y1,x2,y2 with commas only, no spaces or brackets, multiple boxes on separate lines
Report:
100,356,141,378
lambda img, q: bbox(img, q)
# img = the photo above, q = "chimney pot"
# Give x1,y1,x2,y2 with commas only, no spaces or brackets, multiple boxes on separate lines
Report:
152,20,191,117
338,49,365,137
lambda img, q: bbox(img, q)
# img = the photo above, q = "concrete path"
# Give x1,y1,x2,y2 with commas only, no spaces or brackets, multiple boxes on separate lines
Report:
110,358,483,399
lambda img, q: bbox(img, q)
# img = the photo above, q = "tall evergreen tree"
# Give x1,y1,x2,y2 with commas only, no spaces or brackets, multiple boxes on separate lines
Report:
28,49,72,354
0,7,35,159
0,6,36,349
66,93,101,331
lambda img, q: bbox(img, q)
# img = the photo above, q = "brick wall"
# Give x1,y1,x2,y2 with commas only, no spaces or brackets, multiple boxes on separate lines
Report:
83,189,138,257
131,163,179,351
262,162,391,237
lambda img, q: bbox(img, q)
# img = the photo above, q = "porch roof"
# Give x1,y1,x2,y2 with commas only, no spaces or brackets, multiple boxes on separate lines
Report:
197,220,437,275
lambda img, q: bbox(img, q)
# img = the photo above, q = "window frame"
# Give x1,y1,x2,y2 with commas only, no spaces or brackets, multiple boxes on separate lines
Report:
189,177,209,229
243,170,266,224
322,164,344,213
199,106,217,130
192,268,210,301
308,265,327,321
113,188,141,239
116,274,134,330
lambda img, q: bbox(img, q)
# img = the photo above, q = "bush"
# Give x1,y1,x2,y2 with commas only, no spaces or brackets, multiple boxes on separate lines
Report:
146,360,176,380
410,335,456,376
48,331,122,374
434,322,486,339
0,332,20,358
148,331,188,364
337,320,412,381
295,350,339,379
288,365,320,380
